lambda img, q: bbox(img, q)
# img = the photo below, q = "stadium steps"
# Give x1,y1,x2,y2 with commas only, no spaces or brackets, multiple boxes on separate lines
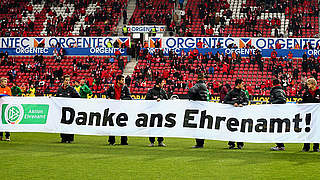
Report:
116,0,136,34
164,0,189,37
123,57,137,77
71,2,99,36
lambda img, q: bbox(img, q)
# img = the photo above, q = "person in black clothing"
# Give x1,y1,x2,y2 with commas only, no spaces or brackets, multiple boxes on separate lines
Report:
188,73,208,148
301,78,320,152
56,75,80,143
106,75,132,145
269,79,287,151
145,78,168,147
224,79,249,149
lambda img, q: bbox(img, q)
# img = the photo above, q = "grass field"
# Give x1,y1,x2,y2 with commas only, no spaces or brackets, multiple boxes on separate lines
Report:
0,133,319,180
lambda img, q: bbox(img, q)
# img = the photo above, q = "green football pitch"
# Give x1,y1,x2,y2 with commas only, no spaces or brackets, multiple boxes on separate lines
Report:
0,133,319,180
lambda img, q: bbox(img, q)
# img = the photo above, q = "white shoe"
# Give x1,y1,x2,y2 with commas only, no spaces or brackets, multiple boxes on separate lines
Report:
158,142,166,147
270,146,285,151
5,138,10,141
148,143,155,147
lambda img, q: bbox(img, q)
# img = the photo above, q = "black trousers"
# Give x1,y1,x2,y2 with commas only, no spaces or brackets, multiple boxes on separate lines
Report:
149,137,164,143
228,141,244,147
108,136,127,144
60,133,74,142
0,132,10,138
276,143,285,147
303,143,319,150
195,139,204,147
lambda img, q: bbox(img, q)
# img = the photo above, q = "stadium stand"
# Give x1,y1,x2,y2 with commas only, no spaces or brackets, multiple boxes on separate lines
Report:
178,0,319,37
129,0,174,26
0,0,127,37
0,53,127,95
129,48,317,98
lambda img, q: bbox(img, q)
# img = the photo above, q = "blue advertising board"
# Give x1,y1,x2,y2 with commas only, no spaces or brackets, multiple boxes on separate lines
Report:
147,48,320,58
0,48,127,56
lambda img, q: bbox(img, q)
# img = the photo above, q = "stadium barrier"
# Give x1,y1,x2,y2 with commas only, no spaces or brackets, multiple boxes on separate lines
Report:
1,96,317,143
0,47,316,57
0,37,131,48
40,93,302,104
0,48,127,56
147,48,320,57
150,37,320,49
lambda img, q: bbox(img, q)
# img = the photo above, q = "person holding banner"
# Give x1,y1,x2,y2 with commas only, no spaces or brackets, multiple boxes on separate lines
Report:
106,75,132,145
188,73,208,148
302,78,320,152
56,75,80,143
269,79,287,151
145,78,168,147
223,79,248,149
0,77,12,141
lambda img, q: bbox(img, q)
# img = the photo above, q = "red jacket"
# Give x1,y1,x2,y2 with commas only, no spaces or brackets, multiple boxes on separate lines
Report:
192,49,199,57
271,51,277,59
197,41,203,48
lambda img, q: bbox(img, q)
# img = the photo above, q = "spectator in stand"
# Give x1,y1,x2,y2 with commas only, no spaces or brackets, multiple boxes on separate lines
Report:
179,0,184,10
271,49,277,61
122,25,128,36
118,58,124,71
74,80,80,93
123,9,127,24
208,66,214,75
243,85,249,99
27,84,36,97
11,82,22,96
20,83,26,94
125,75,131,87
288,51,293,61
0,77,12,141
247,85,253,100
197,40,204,48
301,78,320,152
79,79,92,98
276,41,281,49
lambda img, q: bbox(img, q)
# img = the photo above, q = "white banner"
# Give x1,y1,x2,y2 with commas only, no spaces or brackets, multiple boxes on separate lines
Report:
127,25,165,33
1,97,320,143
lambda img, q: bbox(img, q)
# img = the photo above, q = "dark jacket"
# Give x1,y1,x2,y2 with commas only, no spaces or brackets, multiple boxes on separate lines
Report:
302,88,320,103
188,80,208,101
145,86,168,100
224,88,249,105
106,84,132,100
270,86,286,104
56,85,80,98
